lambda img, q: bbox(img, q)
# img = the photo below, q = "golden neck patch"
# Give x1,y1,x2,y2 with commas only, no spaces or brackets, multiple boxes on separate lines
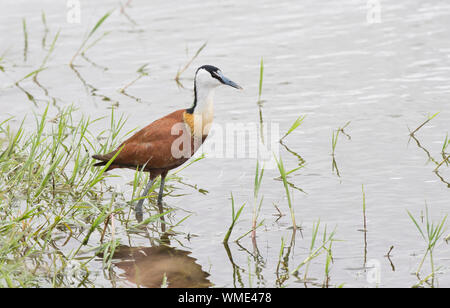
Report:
183,112,195,135
183,111,212,137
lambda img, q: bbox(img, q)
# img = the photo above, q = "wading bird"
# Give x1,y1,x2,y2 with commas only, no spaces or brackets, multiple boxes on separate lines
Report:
93,65,242,225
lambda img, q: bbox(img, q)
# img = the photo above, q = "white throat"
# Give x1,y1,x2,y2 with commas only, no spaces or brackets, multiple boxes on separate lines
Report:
193,87,215,135
192,69,221,134
194,87,215,115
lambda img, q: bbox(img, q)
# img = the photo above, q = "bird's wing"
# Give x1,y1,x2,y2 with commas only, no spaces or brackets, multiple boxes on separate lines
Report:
94,110,192,169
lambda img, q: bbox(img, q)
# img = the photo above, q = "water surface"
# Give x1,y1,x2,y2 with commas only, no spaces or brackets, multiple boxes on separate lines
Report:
0,0,449,287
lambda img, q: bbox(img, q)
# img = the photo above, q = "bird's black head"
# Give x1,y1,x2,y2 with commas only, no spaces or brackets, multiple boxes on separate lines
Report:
195,65,242,90
197,65,220,75
187,65,242,114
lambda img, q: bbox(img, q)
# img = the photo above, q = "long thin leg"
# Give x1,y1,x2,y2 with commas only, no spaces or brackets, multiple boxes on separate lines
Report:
158,171,168,232
135,176,155,222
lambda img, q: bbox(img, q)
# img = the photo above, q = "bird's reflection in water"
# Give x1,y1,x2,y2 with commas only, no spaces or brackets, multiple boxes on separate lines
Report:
111,244,212,288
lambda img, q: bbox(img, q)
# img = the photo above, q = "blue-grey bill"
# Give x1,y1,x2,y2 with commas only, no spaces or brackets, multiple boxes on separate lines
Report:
218,72,243,89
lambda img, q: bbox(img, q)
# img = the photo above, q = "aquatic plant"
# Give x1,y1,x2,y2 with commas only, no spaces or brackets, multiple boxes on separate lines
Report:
408,206,447,287
0,105,193,286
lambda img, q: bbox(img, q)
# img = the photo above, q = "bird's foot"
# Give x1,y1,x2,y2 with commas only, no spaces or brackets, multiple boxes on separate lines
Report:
135,200,144,223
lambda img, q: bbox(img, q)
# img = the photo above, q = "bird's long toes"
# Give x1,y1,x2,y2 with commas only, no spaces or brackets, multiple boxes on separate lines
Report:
135,211,143,223
135,201,144,222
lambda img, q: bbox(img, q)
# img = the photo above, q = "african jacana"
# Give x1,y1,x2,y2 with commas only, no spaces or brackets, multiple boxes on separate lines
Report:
93,65,242,224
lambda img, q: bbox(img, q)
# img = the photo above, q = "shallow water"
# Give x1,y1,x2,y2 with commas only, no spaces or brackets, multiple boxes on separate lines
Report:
1,0,449,287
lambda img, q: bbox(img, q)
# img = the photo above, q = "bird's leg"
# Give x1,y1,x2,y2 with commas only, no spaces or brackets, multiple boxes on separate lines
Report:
135,176,155,222
158,172,168,232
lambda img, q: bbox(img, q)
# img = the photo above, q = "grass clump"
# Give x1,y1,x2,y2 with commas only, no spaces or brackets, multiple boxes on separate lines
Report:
0,105,133,287
291,220,336,280
223,193,246,243
407,206,447,287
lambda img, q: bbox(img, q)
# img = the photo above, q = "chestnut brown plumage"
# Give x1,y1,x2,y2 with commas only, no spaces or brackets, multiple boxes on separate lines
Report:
92,65,242,226
93,109,194,175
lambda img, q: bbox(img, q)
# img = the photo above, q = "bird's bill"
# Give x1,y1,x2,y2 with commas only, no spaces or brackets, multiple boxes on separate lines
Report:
216,71,243,90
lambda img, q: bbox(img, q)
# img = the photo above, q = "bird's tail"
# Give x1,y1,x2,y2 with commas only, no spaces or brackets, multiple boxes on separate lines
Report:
92,154,108,167
93,161,107,167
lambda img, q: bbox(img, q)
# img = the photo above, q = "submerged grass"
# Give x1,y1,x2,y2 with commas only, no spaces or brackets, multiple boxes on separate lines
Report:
119,63,150,102
251,160,265,241
331,121,351,177
409,112,440,136
331,121,351,155
274,155,297,231
175,42,207,85
291,220,336,277
70,10,114,66
0,105,120,286
407,205,447,287
281,115,306,141
223,193,246,243
0,105,193,287
408,113,450,187
22,18,28,62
